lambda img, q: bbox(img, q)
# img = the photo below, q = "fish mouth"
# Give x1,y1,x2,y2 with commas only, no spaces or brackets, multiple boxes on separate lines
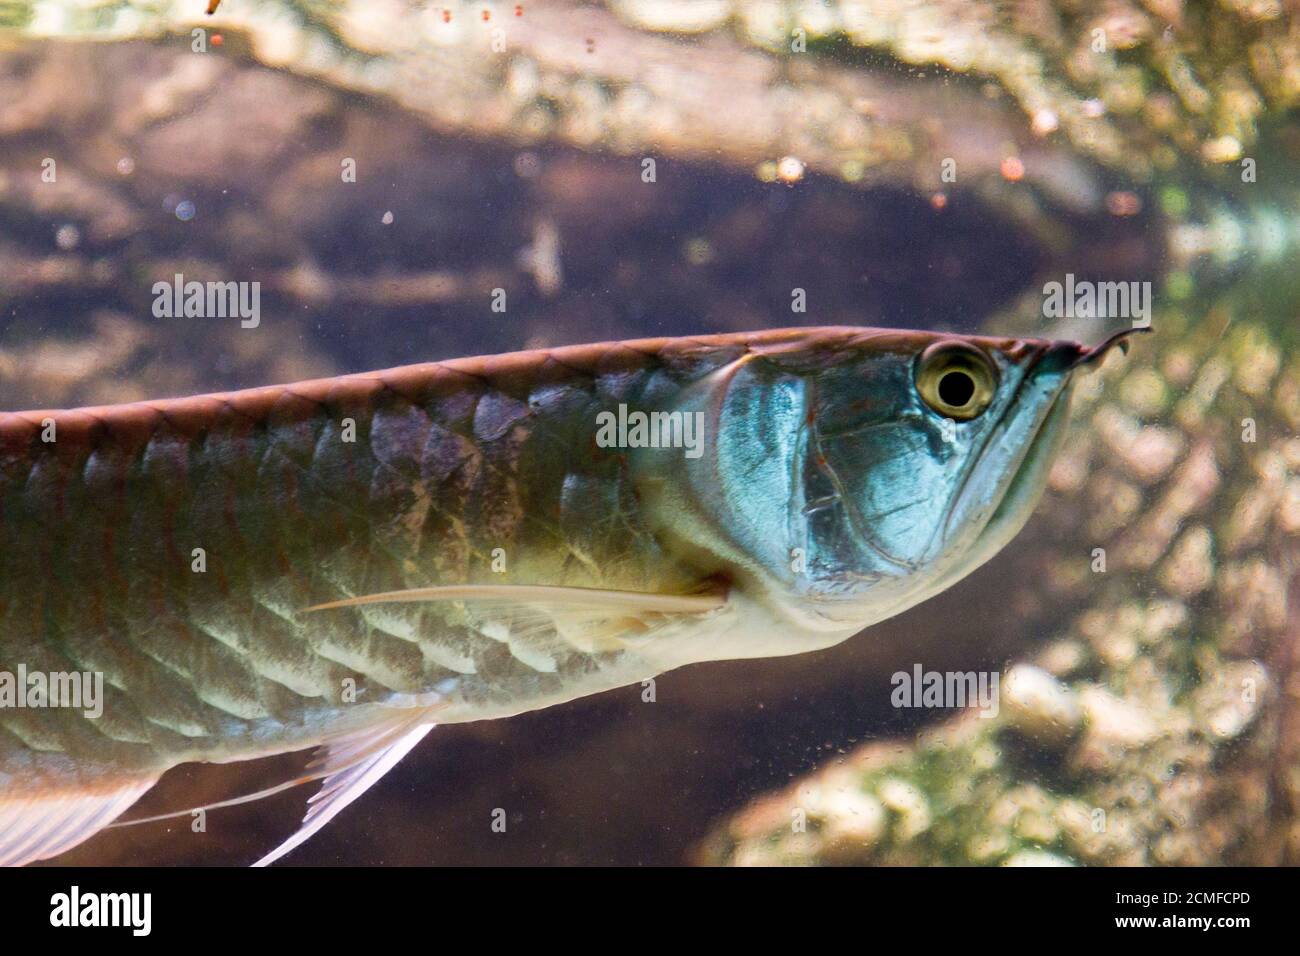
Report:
972,379,1072,554
779,326,1140,630
964,325,1150,542
925,345,1078,596
940,325,1145,549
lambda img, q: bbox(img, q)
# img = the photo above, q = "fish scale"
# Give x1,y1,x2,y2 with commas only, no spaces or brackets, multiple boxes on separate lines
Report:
0,334,742,789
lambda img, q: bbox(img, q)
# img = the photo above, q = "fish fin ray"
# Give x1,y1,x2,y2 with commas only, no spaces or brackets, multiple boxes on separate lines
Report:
461,597,706,657
113,709,443,838
253,710,437,867
301,583,727,615
304,583,729,658
109,774,319,828
0,775,159,866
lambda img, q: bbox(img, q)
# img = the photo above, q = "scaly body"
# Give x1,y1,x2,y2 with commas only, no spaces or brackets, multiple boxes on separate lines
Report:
0,325,1136,864
0,332,735,781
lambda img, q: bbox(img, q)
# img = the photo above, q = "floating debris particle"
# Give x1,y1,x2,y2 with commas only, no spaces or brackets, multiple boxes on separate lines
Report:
1106,190,1142,216
683,237,713,265
1031,109,1059,136
54,224,80,251
776,155,805,184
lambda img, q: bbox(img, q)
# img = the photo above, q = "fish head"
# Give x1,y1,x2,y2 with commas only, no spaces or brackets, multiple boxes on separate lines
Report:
641,326,1139,647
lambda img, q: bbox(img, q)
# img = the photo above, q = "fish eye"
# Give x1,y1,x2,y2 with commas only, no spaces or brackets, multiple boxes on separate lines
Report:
914,341,999,420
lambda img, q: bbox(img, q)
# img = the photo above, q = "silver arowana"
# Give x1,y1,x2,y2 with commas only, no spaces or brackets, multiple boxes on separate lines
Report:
0,325,1139,865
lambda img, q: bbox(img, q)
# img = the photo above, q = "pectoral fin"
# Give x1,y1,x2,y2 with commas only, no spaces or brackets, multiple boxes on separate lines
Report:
302,583,727,615
303,583,730,658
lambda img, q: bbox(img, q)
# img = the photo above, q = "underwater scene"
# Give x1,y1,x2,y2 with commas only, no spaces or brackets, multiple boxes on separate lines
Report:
0,0,1296,883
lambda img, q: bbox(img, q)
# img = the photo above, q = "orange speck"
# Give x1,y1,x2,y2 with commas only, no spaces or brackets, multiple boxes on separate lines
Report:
1105,190,1142,216
1000,156,1025,181
930,192,947,210
442,9,451,22
211,33,223,46
482,9,490,20
515,4,523,15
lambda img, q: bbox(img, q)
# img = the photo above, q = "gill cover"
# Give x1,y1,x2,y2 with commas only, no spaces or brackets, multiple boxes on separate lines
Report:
633,332,1087,631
